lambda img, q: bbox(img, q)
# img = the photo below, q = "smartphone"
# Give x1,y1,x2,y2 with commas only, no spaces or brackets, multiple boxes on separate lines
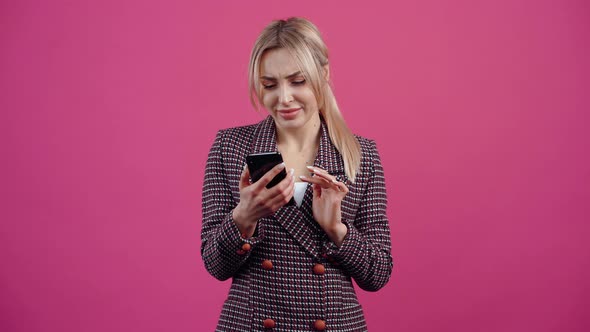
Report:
245,152,295,206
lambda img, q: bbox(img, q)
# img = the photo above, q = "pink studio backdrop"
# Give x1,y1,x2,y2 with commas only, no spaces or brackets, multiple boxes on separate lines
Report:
1,0,589,331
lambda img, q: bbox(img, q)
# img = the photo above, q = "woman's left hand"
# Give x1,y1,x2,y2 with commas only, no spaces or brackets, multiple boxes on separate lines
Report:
300,166,349,246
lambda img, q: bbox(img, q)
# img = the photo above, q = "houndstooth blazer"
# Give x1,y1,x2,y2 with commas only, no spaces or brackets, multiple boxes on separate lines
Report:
201,115,393,331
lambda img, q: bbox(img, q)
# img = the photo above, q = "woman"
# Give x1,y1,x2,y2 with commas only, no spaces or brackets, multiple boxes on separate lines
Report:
201,17,393,331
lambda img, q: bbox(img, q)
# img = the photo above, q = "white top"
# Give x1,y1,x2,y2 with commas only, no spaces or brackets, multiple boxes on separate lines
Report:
293,182,308,207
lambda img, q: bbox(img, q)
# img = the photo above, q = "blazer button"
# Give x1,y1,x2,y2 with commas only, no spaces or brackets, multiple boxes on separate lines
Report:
241,243,251,252
313,263,325,275
262,259,273,270
313,319,326,330
263,318,276,329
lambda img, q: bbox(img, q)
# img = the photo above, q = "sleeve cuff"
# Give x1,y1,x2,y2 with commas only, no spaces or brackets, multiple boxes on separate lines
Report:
322,220,362,265
217,209,264,258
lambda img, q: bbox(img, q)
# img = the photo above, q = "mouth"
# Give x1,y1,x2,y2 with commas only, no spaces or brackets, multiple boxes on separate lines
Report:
277,107,301,120
277,108,301,114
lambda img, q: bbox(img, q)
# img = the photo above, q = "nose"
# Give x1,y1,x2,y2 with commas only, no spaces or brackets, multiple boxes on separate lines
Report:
278,84,293,105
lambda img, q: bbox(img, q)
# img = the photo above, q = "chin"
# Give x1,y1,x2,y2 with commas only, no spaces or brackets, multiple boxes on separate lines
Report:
272,112,303,126
275,118,304,130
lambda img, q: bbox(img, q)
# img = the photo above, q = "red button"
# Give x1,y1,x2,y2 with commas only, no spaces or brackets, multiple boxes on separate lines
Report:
313,263,325,275
262,259,273,270
242,243,251,251
263,318,276,328
236,249,246,255
313,319,326,330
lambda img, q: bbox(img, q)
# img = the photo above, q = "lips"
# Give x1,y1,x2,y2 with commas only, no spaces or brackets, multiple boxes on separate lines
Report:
277,108,301,119
278,108,301,114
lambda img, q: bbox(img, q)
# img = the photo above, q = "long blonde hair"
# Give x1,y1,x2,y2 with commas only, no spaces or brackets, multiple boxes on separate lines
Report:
248,17,361,182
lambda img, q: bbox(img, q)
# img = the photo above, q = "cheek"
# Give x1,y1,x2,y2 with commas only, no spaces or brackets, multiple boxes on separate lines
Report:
261,92,275,108
301,89,318,107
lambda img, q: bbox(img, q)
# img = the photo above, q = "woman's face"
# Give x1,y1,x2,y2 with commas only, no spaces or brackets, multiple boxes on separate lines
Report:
259,48,320,131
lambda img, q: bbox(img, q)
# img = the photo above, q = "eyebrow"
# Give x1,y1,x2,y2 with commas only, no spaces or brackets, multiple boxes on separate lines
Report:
260,71,303,81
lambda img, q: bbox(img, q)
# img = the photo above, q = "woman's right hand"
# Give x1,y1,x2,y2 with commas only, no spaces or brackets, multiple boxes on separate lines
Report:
232,163,295,237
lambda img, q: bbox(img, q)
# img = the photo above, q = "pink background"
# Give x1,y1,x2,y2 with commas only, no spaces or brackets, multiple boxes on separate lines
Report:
2,0,589,331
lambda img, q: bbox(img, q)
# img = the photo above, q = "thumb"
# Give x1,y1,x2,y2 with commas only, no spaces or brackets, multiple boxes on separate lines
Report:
239,164,250,190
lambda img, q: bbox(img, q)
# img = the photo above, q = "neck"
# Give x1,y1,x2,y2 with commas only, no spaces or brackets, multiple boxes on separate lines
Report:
275,113,322,153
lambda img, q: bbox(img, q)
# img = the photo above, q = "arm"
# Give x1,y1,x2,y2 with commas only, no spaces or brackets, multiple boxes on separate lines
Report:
323,140,393,291
200,130,262,281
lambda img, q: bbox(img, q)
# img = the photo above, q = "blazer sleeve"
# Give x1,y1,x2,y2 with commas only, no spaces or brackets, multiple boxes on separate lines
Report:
322,139,393,291
200,129,262,281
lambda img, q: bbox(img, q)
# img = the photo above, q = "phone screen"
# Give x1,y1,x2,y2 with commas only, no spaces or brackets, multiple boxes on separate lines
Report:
246,152,285,188
245,152,295,206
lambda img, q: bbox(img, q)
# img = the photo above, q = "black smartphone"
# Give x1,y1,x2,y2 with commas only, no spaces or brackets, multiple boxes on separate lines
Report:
245,152,295,206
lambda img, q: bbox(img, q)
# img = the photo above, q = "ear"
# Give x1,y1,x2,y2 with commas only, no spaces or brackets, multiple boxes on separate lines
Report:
322,64,330,83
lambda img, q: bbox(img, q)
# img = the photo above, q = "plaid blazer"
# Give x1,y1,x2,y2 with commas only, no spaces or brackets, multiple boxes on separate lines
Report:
201,116,393,331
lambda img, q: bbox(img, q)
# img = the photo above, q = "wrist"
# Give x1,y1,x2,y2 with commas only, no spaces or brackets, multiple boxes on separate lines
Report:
327,222,348,247
233,204,257,237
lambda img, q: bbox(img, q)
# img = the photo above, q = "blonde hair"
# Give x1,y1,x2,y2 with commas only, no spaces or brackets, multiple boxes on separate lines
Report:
248,17,361,182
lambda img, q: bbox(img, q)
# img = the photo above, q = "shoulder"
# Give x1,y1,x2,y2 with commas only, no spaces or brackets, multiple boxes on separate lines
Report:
353,134,379,159
351,133,385,183
354,134,375,149
213,118,265,148
207,120,265,172
216,122,259,141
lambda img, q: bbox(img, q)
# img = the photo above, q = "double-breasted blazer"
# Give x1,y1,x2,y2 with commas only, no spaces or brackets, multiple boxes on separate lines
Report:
201,115,393,331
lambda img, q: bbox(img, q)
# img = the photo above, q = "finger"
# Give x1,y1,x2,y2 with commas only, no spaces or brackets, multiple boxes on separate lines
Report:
267,167,294,195
287,179,295,199
268,176,295,208
256,162,287,188
304,175,346,195
279,167,295,187
308,168,347,193
258,169,293,208
284,180,296,204
328,180,349,194
312,183,322,199
333,180,349,194
239,164,250,189
283,169,295,195
306,166,337,182
300,174,333,189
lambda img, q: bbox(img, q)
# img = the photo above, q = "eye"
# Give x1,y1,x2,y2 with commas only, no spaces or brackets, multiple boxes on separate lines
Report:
292,79,306,86
262,84,276,90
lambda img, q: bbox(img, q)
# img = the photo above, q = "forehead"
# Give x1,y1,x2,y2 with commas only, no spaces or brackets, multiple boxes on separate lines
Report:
259,48,301,78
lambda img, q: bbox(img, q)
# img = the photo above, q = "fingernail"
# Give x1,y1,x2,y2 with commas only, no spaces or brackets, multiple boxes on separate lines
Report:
332,179,338,183
243,164,247,170
306,165,314,170
290,168,295,175
279,162,286,169
299,175,307,179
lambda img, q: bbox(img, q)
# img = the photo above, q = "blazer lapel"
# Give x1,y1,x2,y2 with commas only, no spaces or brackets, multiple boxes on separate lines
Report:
250,115,347,259
250,115,279,154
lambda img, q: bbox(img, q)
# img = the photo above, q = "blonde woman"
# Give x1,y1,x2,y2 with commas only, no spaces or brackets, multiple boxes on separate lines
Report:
201,17,393,331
